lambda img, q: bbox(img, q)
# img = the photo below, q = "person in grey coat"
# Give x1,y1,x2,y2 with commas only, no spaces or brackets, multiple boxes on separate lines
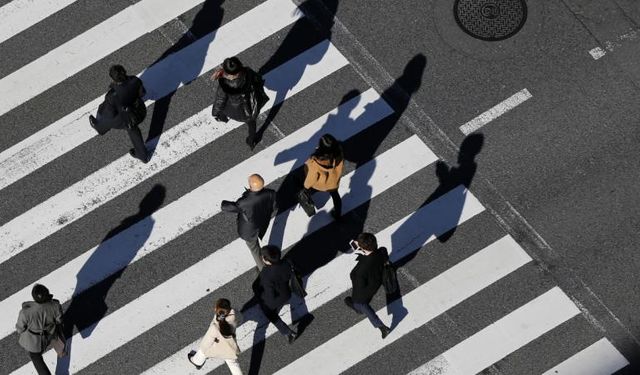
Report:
221,174,277,271
16,284,65,375
211,56,268,150
89,64,150,163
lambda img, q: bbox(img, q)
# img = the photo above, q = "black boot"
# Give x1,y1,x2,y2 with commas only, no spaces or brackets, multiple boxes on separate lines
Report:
379,325,391,339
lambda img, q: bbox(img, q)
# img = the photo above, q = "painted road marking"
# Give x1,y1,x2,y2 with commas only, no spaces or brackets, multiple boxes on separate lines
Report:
0,40,348,269
143,185,486,374
0,88,391,339
588,28,640,60
10,136,436,375
541,338,628,375
0,0,302,192
276,235,531,375
0,0,80,44
459,89,532,135
408,287,580,375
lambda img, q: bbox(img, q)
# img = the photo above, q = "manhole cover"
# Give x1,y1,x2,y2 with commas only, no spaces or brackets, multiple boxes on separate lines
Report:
454,0,527,41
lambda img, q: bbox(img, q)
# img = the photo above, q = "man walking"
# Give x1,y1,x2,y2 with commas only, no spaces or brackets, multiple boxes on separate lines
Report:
221,174,277,270
16,284,65,375
344,233,392,338
89,64,149,163
211,57,268,150
256,245,298,344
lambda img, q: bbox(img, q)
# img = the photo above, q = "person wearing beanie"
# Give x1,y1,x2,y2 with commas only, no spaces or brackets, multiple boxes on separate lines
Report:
255,245,298,344
301,133,344,219
221,174,277,271
211,56,268,150
15,284,65,375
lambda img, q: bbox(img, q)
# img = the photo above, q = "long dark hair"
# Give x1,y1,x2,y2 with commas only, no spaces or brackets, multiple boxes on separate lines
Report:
215,298,234,338
312,133,343,165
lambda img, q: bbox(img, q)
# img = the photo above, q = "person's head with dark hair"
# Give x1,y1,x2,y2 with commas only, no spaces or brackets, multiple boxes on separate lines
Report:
313,133,342,162
356,233,377,252
109,64,128,83
222,57,243,76
214,298,234,337
260,245,281,264
31,284,53,304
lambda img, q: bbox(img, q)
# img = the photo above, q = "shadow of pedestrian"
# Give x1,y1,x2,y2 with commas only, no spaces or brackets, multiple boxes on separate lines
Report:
254,0,340,145
56,185,166,374
383,134,483,329
139,0,225,154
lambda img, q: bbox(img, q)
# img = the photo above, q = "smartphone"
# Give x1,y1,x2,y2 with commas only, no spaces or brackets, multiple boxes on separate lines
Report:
349,240,358,251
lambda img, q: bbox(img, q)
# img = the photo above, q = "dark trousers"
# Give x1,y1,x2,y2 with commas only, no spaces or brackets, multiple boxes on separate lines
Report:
353,302,384,328
260,303,294,336
126,125,148,161
245,238,264,270
305,189,342,216
246,119,257,143
28,351,51,375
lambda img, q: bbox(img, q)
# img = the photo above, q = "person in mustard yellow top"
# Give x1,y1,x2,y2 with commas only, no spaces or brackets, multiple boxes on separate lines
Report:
302,134,344,219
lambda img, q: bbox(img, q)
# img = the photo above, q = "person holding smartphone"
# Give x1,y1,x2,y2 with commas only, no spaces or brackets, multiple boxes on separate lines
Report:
344,233,392,338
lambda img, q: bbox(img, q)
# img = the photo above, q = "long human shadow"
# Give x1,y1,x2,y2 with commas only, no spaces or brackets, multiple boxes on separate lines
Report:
139,0,224,154
56,185,166,374
254,0,340,144
383,134,484,329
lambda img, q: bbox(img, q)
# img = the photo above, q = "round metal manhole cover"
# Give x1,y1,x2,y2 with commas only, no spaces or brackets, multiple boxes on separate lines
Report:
454,0,527,41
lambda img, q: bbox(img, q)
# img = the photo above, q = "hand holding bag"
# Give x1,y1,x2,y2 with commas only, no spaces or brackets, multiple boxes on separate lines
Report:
382,261,399,295
287,260,307,298
296,189,316,217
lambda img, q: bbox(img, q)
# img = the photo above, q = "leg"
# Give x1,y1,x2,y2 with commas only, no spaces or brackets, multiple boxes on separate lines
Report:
260,304,294,336
28,351,51,375
245,119,257,148
126,126,149,162
352,302,384,328
190,349,207,366
245,238,264,271
225,358,244,375
329,190,342,217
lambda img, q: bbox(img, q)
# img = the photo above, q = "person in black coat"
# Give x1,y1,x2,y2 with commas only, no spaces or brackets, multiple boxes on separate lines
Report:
344,232,392,338
211,57,268,150
221,174,277,271
89,64,149,163
256,245,297,343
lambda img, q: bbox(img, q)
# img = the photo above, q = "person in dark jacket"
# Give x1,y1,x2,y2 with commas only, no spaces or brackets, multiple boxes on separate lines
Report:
256,245,298,344
344,233,392,338
211,57,268,150
15,284,65,375
89,64,149,163
221,174,277,271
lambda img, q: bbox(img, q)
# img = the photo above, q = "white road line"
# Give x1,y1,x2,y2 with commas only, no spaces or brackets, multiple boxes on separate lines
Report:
588,29,640,60
11,136,435,375
589,47,607,60
0,0,80,44
459,89,532,135
0,0,302,191
408,287,580,375
0,40,347,267
0,0,204,116
0,88,391,340
541,338,629,375
144,185,486,374
276,235,531,375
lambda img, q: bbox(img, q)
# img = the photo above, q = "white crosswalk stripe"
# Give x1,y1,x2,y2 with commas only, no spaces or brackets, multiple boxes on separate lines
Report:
0,1,631,374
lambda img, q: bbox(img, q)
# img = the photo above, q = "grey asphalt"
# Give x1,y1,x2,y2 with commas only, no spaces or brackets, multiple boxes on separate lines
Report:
0,0,638,374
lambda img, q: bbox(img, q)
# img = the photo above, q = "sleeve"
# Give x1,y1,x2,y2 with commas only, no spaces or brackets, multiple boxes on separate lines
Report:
54,301,63,325
302,159,318,189
211,84,228,117
15,309,27,334
221,200,240,213
136,77,146,98
271,191,278,217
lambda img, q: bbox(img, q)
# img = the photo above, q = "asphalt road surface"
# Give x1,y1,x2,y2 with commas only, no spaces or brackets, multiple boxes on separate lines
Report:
0,0,638,374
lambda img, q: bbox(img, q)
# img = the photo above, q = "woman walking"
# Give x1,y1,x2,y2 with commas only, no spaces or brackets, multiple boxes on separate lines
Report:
188,298,243,374
301,134,345,219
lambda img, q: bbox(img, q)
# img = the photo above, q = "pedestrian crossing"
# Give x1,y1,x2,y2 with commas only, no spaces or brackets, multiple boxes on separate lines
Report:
0,0,631,374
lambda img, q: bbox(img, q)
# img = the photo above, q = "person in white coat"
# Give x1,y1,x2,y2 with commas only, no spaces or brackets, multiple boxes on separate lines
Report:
188,298,243,374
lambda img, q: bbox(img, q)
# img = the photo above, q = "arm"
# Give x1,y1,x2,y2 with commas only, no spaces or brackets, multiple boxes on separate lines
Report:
271,191,278,217
136,77,146,98
221,200,240,213
302,159,318,189
15,309,27,334
211,84,228,120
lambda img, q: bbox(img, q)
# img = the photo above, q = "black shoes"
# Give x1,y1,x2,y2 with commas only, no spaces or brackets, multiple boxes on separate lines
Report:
330,208,341,220
187,351,202,370
288,330,298,344
379,325,391,339
89,115,107,135
343,296,362,314
245,136,257,151
129,148,150,164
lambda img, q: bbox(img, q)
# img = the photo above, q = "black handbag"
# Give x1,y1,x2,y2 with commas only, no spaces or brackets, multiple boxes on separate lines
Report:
382,261,399,294
288,260,307,298
296,189,316,217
